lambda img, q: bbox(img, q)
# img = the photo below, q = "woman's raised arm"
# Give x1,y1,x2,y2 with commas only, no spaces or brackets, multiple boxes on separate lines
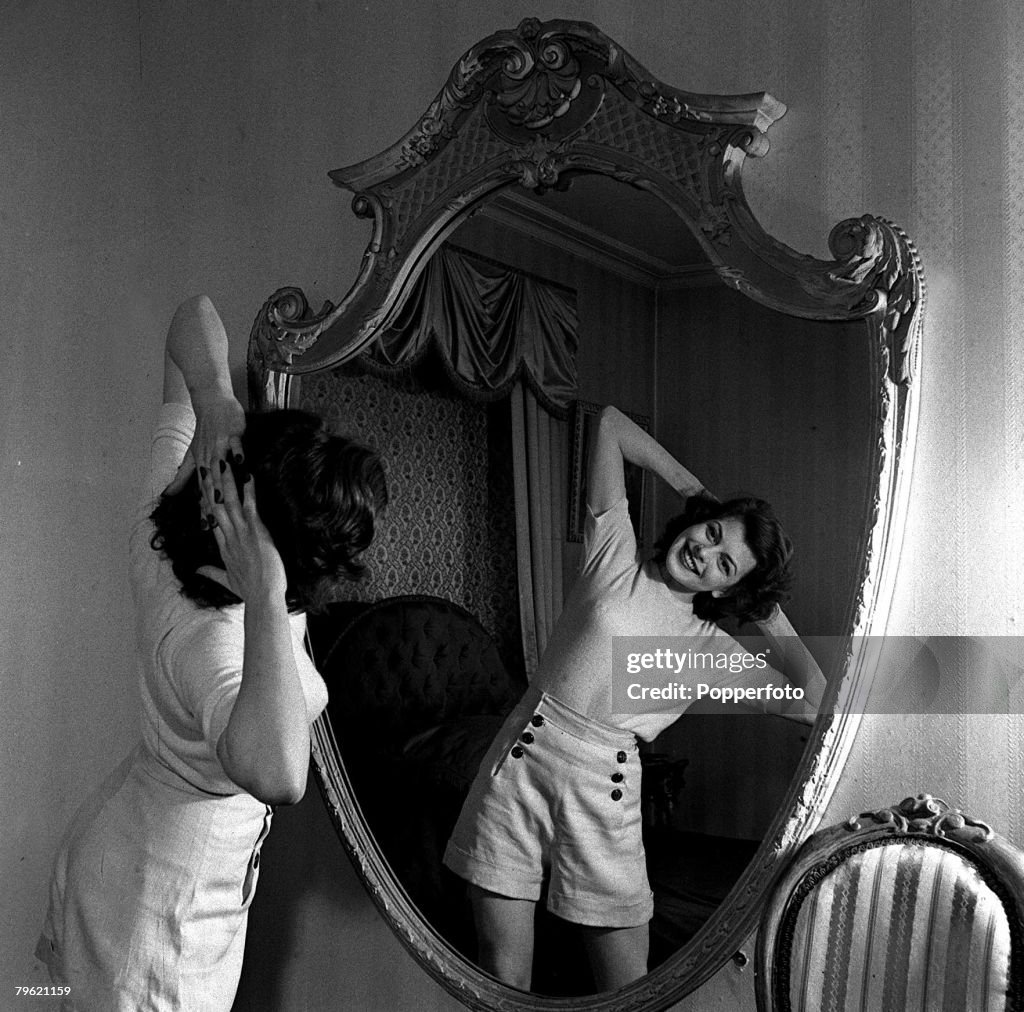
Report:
162,296,310,804
755,606,827,724
201,464,310,806
587,405,708,513
163,295,246,494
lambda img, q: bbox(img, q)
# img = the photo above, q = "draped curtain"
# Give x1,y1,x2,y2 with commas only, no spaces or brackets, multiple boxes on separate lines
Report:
510,382,569,673
365,245,578,675
366,245,578,417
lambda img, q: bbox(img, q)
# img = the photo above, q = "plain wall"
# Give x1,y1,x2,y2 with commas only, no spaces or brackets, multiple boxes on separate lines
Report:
4,2,1023,1010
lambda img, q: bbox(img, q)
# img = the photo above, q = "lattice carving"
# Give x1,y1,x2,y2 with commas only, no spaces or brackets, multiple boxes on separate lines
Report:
386,106,508,233
250,17,922,390
576,86,712,200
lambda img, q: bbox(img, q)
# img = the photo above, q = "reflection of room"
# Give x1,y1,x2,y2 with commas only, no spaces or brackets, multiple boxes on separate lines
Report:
290,172,877,991
453,187,874,969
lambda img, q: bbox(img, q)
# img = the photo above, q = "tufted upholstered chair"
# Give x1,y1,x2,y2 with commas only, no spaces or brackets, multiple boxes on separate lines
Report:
307,594,527,952
755,794,1024,1012
308,594,524,759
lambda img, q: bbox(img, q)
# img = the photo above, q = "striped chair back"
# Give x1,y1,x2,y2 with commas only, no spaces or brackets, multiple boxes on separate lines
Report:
756,795,1024,1012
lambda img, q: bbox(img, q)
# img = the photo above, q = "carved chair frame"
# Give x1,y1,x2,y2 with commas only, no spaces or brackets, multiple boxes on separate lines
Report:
246,18,926,1011
755,795,1024,1011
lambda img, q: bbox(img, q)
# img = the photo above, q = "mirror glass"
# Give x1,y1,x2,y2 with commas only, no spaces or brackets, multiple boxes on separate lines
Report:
298,173,874,997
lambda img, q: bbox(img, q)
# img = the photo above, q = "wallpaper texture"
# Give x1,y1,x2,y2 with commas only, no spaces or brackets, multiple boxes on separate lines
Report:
802,0,1024,852
297,367,524,677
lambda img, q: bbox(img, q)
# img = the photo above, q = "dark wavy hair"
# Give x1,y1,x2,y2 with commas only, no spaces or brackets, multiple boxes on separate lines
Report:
652,493,792,624
150,409,388,612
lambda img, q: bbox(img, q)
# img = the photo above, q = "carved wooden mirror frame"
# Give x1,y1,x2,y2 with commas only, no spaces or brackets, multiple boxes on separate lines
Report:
247,18,925,1010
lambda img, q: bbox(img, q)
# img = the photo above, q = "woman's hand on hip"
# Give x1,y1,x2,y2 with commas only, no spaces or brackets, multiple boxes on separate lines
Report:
200,459,288,604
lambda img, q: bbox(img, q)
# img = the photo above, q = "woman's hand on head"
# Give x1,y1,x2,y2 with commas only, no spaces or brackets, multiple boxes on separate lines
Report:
165,392,246,496
199,459,288,605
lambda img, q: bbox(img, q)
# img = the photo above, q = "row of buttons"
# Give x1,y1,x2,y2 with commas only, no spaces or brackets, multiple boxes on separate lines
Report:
511,712,546,758
610,753,627,800
508,715,630,801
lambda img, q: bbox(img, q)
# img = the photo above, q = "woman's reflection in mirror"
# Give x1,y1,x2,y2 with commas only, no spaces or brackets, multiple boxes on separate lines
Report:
443,405,825,993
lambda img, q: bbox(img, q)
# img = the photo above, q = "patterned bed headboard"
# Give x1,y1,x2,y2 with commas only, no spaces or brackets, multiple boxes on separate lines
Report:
308,594,526,757
298,366,523,679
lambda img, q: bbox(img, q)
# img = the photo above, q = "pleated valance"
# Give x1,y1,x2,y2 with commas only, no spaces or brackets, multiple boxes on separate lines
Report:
362,245,579,417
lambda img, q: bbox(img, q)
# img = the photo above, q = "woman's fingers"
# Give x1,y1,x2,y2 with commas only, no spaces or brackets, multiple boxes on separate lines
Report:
199,455,255,539
210,520,227,557
163,420,232,497
198,454,287,602
198,459,233,535
191,400,245,492
218,457,243,514
228,435,245,468
240,470,258,517
202,437,242,473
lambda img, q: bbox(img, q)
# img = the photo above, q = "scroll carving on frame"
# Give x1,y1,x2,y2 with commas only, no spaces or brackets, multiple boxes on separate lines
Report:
249,17,924,392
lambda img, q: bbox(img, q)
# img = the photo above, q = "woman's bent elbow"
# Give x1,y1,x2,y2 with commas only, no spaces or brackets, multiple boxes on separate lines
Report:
175,293,215,318
218,735,310,806
244,768,308,807
261,778,307,807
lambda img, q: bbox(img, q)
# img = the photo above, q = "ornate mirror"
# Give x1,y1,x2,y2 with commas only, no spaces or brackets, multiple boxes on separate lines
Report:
247,18,924,1010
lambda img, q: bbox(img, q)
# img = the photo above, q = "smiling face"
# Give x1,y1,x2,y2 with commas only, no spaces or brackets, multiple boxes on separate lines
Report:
662,516,758,596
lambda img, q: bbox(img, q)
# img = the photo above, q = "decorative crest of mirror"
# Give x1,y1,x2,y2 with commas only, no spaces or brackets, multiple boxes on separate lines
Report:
248,17,925,1011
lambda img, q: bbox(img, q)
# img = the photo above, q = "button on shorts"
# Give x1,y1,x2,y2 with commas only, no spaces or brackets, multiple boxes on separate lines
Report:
443,689,653,927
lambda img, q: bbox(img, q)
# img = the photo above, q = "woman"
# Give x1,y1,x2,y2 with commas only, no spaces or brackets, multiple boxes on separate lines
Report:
443,405,825,993
37,296,388,1010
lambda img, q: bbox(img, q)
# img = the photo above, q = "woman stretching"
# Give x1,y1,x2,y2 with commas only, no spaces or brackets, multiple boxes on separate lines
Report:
444,405,825,993
37,296,388,1010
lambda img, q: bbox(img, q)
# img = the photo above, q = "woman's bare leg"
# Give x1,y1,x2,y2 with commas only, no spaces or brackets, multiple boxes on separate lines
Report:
467,884,536,990
580,923,649,992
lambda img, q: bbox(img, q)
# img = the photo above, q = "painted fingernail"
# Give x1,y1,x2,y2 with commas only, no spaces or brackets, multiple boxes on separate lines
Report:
236,454,244,466
214,490,223,504
199,517,209,531
207,514,218,529
219,460,227,474
199,466,208,479
243,471,252,484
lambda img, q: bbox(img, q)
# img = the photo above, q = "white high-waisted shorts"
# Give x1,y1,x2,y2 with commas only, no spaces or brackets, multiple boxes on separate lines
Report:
443,688,653,927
